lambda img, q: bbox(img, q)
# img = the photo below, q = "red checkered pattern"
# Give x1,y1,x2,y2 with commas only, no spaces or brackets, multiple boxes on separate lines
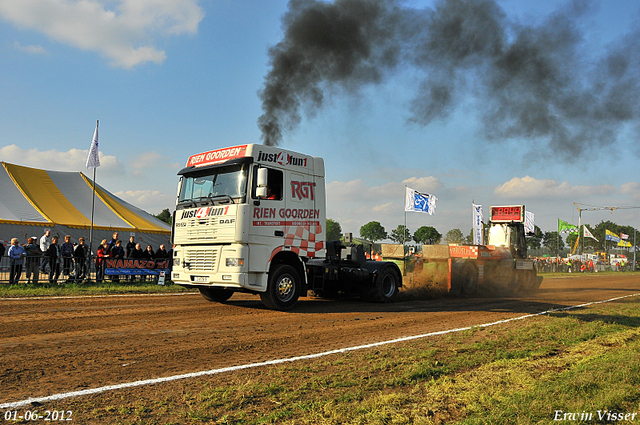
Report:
270,223,324,260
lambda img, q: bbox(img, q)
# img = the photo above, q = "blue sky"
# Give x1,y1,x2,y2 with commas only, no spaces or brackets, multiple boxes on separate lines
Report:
1,0,639,241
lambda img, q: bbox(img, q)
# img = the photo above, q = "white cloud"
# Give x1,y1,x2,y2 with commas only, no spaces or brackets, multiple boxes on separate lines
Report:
619,182,640,200
0,0,204,68
0,144,123,172
129,151,181,176
494,176,615,199
13,41,47,54
326,176,444,238
114,189,172,214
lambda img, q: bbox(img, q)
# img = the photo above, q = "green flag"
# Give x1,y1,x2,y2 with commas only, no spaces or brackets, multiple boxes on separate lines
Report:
558,219,578,234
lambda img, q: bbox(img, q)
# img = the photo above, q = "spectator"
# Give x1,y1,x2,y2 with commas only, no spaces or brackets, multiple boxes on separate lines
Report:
24,236,43,285
8,238,26,285
129,243,144,281
108,232,119,251
144,245,155,260
126,236,136,258
111,240,125,282
73,237,88,282
155,244,168,259
0,241,5,257
61,235,74,279
39,229,51,272
46,236,62,283
96,240,110,283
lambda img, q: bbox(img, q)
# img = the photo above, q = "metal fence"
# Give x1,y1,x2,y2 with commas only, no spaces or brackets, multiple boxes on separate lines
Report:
0,255,163,284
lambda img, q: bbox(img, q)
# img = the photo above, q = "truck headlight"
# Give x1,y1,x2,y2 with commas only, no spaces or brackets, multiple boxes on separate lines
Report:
174,258,181,266
226,258,244,267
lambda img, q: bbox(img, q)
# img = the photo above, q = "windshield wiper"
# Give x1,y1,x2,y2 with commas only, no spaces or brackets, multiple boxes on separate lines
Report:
207,194,235,204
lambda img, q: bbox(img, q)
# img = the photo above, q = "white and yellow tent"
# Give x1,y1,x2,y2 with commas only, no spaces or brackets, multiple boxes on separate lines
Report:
0,162,171,250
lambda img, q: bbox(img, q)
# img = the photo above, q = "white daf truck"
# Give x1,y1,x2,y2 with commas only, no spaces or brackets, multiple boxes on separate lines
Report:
171,144,402,310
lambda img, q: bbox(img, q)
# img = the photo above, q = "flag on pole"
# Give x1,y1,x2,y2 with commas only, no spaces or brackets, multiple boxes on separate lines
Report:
405,187,437,215
618,240,632,247
621,232,629,240
524,211,535,235
558,219,578,234
605,230,620,243
583,226,598,241
86,121,100,170
472,203,483,245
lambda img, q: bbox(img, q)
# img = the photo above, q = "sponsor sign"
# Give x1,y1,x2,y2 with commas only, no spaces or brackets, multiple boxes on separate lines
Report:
257,150,308,167
180,206,230,220
187,145,248,168
104,259,171,276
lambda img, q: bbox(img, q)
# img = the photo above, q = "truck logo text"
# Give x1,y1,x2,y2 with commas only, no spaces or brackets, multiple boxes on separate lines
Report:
181,206,229,219
257,151,308,167
291,181,316,200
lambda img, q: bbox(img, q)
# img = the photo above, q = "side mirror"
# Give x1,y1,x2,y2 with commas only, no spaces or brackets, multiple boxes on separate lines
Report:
256,168,268,198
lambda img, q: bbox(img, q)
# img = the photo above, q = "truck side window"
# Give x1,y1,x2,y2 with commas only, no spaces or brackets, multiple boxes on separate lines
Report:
253,167,283,200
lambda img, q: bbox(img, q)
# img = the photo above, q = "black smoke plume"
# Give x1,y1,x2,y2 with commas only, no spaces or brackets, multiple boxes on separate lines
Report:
258,0,640,160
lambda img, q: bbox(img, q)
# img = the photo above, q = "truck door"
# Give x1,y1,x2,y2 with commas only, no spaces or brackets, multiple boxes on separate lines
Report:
249,166,285,270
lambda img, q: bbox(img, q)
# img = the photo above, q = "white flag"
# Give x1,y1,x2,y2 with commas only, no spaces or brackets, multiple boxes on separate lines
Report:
584,226,599,242
472,203,483,245
86,121,100,170
405,187,437,215
524,211,535,235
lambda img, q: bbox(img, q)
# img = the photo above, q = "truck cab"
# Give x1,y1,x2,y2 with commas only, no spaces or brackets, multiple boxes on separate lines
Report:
171,144,401,310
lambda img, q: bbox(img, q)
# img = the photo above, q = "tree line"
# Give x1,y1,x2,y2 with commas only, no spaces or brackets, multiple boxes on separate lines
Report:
326,219,638,251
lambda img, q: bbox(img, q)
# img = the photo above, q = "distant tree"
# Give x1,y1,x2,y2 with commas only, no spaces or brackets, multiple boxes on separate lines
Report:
413,226,441,245
465,228,474,244
526,225,543,250
154,208,172,225
542,231,565,254
360,221,387,243
390,225,411,244
326,218,343,241
444,228,465,244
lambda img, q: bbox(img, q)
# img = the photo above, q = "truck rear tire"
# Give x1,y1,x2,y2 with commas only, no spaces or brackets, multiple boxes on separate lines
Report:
461,263,478,295
260,264,301,311
199,287,234,303
362,267,399,303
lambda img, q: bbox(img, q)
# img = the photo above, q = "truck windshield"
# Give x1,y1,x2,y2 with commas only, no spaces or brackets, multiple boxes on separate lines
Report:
178,164,247,206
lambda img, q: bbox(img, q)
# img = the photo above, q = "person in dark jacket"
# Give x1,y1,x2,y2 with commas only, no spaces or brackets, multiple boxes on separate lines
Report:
126,236,136,258
24,237,43,284
46,236,62,283
143,245,155,260
155,244,168,259
60,235,74,278
73,238,88,281
110,240,125,282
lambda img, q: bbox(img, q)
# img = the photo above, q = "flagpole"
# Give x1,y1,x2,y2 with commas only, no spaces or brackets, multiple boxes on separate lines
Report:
403,186,407,249
88,119,99,279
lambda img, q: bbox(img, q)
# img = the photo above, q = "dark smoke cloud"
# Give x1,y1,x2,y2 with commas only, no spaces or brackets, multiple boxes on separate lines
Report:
258,0,640,160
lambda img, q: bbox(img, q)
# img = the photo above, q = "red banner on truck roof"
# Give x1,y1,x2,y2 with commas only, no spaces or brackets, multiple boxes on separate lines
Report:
187,145,248,167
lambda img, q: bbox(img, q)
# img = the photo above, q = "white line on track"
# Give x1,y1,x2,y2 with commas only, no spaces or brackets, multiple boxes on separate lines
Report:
0,292,199,301
1,292,639,409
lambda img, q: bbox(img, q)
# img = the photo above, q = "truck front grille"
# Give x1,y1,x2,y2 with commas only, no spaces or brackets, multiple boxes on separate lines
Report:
184,248,218,272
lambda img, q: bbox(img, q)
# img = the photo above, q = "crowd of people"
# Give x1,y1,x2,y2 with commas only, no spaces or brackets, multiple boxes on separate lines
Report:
0,230,172,285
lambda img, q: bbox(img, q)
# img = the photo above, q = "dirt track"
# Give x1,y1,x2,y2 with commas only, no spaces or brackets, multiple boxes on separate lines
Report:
1,274,639,404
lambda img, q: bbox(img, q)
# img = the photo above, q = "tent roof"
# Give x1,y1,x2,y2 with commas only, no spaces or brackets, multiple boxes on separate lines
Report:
0,162,170,234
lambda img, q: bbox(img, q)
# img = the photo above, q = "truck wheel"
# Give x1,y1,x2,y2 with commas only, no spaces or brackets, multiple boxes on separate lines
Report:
260,264,301,311
363,267,399,303
461,264,478,295
199,287,234,303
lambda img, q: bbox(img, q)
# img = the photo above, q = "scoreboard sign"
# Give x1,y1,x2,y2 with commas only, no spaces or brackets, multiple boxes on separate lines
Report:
490,205,525,223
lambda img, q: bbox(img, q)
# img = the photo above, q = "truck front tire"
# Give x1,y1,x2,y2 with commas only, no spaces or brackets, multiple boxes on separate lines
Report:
261,264,301,311
199,287,234,303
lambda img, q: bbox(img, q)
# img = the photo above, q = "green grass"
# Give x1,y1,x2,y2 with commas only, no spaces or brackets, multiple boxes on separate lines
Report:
57,296,640,424
0,279,196,297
